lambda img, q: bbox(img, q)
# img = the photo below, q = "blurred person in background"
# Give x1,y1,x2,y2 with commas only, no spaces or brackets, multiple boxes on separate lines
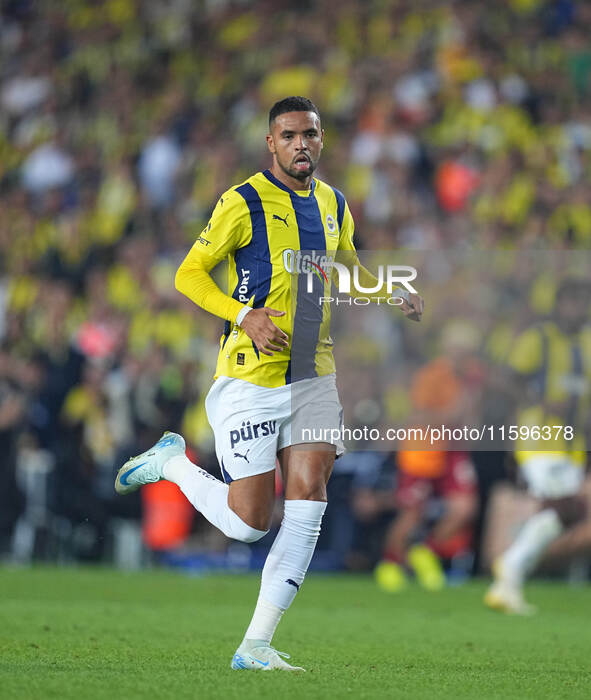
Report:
0,348,26,554
138,123,182,211
486,279,591,614
375,450,477,593
375,320,481,592
346,451,398,570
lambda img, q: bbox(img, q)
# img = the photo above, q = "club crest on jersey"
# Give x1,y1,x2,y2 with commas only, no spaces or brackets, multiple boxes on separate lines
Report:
230,420,277,448
325,214,337,236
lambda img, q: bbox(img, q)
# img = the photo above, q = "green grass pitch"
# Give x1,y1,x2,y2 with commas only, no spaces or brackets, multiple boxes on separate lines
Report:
1,567,590,699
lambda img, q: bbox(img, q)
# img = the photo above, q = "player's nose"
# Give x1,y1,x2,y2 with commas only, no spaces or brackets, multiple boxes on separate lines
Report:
294,134,308,150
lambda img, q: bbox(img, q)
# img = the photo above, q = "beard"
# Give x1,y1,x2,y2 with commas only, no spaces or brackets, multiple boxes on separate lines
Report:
277,155,317,181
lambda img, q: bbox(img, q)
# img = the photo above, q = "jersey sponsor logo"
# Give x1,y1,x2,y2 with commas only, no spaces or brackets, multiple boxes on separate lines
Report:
283,248,332,288
308,260,329,283
325,214,337,236
283,249,333,280
198,221,212,245
238,268,251,302
230,419,277,448
273,212,290,227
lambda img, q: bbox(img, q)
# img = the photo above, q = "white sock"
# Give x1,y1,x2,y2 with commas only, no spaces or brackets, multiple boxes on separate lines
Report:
244,499,327,643
162,455,268,543
502,508,563,585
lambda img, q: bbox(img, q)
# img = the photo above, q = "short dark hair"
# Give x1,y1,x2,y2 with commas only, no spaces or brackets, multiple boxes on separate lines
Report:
269,96,320,126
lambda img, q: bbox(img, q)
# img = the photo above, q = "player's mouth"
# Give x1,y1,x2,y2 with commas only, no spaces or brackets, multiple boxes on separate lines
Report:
293,155,311,171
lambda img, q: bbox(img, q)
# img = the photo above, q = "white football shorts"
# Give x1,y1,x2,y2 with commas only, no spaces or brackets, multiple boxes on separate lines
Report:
205,372,345,483
520,453,584,500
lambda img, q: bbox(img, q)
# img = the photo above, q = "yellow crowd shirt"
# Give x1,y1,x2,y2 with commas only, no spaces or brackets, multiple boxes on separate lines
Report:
175,169,382,388
507,320,591,462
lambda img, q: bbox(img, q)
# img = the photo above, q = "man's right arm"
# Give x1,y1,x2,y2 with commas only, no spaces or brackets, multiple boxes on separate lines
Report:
175,251,246,324
175,189,289,355
175,189,249,324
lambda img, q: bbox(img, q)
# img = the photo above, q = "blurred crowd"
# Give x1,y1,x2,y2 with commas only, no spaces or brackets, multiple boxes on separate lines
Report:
1,0,591,571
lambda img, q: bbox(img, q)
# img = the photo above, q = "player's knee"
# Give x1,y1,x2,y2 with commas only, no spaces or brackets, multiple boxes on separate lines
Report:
543,495,586,528
230,516,269,543
239,523,269,543
225,507,270,542
234,504,274,533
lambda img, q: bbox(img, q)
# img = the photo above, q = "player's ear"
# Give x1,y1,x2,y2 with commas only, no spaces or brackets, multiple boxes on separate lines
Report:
266,132,275,154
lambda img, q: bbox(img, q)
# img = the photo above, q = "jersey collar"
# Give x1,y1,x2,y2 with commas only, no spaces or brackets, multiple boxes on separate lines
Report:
262,169,316,195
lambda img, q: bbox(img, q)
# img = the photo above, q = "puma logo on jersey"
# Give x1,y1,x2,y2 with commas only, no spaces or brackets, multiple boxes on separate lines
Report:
273,213,290,227
233,449,250,463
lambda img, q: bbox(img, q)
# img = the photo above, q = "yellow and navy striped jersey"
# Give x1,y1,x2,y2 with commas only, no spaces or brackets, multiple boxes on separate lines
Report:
176,169,359,388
